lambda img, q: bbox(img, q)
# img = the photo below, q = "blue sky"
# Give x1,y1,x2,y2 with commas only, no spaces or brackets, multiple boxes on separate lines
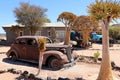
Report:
0,0,119,33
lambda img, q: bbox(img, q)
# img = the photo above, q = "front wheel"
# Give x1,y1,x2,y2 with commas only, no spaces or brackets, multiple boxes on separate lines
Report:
48,57,62,70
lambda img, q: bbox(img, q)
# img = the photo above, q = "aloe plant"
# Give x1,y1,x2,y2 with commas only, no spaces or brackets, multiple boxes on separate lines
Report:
36,38,46,76
93,51,100,63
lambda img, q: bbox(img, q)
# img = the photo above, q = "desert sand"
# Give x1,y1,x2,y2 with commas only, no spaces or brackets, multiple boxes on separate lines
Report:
0,44,120,80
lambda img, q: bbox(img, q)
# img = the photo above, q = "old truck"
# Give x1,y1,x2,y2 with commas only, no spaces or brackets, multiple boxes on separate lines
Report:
91,32,102,43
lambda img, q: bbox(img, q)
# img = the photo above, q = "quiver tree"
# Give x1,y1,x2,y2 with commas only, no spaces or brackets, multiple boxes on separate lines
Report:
14,2,47,35
36,38,46,75
88,0,120,80
57,12,77,45
73,15,98,47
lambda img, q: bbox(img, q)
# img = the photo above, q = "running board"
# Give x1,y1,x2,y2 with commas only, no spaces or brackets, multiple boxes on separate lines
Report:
18,59,38,64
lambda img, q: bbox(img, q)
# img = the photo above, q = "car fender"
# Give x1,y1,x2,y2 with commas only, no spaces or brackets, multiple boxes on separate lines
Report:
6,48,19,59
43,50,68,64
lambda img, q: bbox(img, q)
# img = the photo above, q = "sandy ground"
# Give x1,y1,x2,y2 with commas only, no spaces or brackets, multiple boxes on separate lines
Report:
0,44,120,80
0,36,6,40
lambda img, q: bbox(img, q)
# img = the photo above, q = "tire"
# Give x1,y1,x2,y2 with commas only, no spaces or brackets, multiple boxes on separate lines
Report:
10,54,17,61
48,57,62,70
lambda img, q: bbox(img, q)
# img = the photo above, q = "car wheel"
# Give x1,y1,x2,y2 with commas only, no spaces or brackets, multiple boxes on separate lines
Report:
10,54,17,61
48,57,62,70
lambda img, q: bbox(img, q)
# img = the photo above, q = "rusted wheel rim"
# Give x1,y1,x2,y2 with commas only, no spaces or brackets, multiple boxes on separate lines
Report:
50,58,61,69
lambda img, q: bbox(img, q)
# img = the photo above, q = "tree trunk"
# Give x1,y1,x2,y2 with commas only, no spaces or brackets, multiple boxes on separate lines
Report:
85,30,89,46
97,21,113,80
36,51,43,76
64,27,70,45
64,27,73,62
82,30,89,47
82,32,85,43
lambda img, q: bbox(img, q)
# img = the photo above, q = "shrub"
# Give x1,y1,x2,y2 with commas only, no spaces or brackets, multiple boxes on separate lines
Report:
109,26,120,43
93,51,100,63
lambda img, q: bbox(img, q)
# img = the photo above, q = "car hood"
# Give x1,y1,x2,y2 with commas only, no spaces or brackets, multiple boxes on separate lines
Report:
97,35,102,38
46,43,71,48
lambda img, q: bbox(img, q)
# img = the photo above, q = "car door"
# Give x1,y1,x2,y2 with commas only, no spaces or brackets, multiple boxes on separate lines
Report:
26,38,39,60
15,38,27,59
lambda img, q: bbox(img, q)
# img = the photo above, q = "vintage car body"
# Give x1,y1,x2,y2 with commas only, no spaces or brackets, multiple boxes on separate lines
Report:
6,36,78,69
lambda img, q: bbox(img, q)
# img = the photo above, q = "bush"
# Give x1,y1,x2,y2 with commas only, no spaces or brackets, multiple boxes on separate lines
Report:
93,51,100,62
109,26,120,41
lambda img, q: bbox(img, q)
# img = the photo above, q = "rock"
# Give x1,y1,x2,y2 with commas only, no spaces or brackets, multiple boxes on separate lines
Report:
58,77,70,80
16,70,22,74
115,66,120,71
98,58,102,61
35,77,43,80
111,61,116,68
47,76,51,80
0,70,6,74
12,70,17,74
21,71,29,75
28,73,35,79
21,71,29,79
7,68,15,73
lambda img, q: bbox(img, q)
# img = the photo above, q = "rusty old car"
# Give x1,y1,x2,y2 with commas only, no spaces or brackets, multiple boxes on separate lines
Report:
6,36,78,69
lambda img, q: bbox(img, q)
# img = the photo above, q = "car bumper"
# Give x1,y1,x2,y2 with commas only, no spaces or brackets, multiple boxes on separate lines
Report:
62,56,79,68
60,51,79,66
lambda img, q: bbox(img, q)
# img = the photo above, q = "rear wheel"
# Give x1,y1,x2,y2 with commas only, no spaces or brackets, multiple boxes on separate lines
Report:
10,54,17,61
48,57,62,70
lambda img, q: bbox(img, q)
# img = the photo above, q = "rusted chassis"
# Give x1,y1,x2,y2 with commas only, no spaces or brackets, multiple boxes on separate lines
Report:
6,36,78,69
6,48,78,68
